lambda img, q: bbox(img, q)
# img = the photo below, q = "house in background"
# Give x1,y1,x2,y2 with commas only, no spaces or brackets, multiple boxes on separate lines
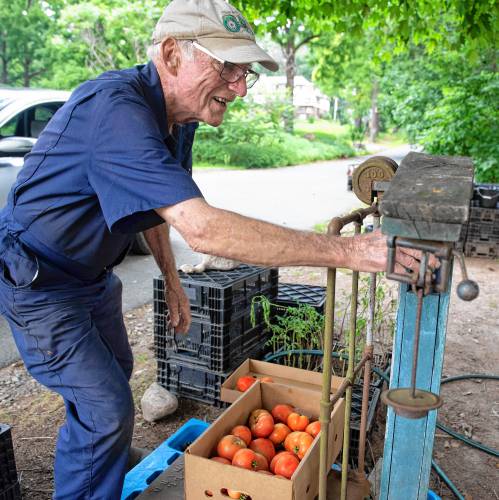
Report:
252,75,330,119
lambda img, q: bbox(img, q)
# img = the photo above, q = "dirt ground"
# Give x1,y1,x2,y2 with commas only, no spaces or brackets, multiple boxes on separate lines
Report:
0,258,498,499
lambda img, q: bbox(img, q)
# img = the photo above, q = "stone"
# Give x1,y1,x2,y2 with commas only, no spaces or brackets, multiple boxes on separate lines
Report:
141,382,178,422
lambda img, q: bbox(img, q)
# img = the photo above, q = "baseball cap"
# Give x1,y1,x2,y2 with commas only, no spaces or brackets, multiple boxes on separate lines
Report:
151,0,279,72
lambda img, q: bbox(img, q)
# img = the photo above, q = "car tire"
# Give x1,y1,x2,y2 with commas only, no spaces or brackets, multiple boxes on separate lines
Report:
130,232,151,255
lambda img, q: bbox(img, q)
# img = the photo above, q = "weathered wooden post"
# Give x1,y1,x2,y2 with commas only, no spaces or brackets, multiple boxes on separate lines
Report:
378,153,478,499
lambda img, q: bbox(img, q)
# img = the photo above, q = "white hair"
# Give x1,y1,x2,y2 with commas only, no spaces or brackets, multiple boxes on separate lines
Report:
147,38,195,61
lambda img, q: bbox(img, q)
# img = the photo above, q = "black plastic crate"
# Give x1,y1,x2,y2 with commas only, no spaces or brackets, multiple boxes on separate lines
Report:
154,297,272,371
0,424,21,500
472,183,499,209
157,359,230,408
154,266,278,325
157,320,270,372
343,384,381,468
274,283,326,313
464,241,499,258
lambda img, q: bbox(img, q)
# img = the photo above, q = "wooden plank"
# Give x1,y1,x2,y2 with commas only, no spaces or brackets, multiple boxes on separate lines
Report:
380,273,452,499
380,152,474,226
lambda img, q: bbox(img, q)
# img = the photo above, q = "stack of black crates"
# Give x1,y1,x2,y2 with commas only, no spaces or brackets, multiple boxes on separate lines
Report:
0,424,21,500
464,183,499,258
154,265,278,406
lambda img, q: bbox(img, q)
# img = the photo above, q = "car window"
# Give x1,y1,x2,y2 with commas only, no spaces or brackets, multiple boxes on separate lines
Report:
0,101,64,139
0,114,20,138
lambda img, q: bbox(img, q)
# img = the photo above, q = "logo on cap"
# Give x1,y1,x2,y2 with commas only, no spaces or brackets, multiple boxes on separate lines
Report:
222,14,252,34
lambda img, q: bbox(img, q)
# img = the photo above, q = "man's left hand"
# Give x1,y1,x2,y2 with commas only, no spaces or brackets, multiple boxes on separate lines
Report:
165,281,191,334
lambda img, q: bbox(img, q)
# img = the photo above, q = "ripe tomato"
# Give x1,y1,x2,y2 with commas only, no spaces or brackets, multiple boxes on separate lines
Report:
249,438,275,462
217,435,247,461
227,490,250,499
270,451,295,473
236,376,256,392
305,421,321,438
231,425,252,446
273,453,300,479
271,404,294,424
211,456,231,465
269,423,291,447
260,376,274,383
232,448,266,471
249,409,274,438
254,452,269,471
287,412,310,431
284,431,314,459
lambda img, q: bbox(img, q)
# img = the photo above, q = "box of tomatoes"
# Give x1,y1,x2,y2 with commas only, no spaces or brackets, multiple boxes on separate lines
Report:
220,359,345,404
184,380,345,500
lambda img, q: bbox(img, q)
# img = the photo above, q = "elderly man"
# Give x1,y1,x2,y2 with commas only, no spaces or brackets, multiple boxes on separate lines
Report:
0,0,425,498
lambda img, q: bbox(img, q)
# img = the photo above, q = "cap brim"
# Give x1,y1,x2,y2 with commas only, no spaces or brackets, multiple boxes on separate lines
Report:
198,38,279,72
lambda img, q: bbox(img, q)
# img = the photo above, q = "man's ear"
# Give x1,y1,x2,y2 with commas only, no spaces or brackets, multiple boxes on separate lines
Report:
160,38,182,75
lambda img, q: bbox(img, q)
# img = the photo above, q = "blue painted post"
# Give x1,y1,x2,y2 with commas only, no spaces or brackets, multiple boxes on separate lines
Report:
380,279,452,500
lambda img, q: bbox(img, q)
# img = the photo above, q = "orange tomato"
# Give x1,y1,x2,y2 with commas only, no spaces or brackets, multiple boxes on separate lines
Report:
249,438,275,462
249,409,274,438
253,452,269,471
270,451,295,473
271,404,294,424
273,453,300,479
217,435,247,461
305,421,321,438
227,490,251,499
231,425,252,446
269,423,291,447
236,376,256,392
287,412,309,431
284,431,314,459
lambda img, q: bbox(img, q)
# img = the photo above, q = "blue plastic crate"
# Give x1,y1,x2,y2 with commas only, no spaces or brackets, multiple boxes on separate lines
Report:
121,418,209,500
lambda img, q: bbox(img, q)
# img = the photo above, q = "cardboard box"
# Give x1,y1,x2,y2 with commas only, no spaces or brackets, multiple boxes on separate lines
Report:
221,359,345,404
185,381,345,500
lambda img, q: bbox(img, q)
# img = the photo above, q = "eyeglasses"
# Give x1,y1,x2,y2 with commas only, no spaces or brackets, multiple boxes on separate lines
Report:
191,41,260,89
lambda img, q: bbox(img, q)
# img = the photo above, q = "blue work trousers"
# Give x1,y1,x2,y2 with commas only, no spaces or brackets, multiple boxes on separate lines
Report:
0,233,134,499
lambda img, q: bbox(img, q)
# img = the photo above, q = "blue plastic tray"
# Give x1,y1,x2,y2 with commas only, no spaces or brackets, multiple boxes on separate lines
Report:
121,418,209,500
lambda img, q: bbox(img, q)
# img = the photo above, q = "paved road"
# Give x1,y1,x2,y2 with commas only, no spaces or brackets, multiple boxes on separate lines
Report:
0,145,411,367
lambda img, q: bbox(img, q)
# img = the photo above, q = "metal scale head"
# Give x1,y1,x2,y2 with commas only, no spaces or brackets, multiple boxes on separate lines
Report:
352,152,479,419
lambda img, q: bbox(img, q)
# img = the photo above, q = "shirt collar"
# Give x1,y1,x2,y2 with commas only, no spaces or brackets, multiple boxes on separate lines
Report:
139,61,169,140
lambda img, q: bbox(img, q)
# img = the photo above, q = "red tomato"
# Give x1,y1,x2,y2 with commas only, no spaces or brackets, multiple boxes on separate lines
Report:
269,423,291,447
236,376,256,392
232,448,262,471
211,456,231,465
249,438,275,462
274,454,300,479
270,451,295,473
271,404,294,424
253,452,269,471
287,412,310,431
231,425,252,446
249,409,274,438
284,431,314,459
217,435,247,461
305,421,321,438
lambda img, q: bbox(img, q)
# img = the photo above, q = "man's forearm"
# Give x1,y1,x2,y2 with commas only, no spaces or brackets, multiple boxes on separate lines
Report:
157,198,387,272
143,225,179,283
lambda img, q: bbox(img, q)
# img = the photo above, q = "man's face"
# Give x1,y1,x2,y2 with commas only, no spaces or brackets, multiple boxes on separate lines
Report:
173,48,248,127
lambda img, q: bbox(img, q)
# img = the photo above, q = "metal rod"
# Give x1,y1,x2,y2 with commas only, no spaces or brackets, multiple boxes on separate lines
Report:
358,214,380,472
411,288,425,398
318,266,337,500
340,221,361,500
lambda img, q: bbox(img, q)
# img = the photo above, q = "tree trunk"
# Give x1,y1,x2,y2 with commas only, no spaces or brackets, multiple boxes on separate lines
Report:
283,35,295,134
0,37,8,84
369,79,380,142
23,56,31,87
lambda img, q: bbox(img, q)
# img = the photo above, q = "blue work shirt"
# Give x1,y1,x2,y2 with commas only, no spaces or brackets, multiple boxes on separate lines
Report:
1,61,203,281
